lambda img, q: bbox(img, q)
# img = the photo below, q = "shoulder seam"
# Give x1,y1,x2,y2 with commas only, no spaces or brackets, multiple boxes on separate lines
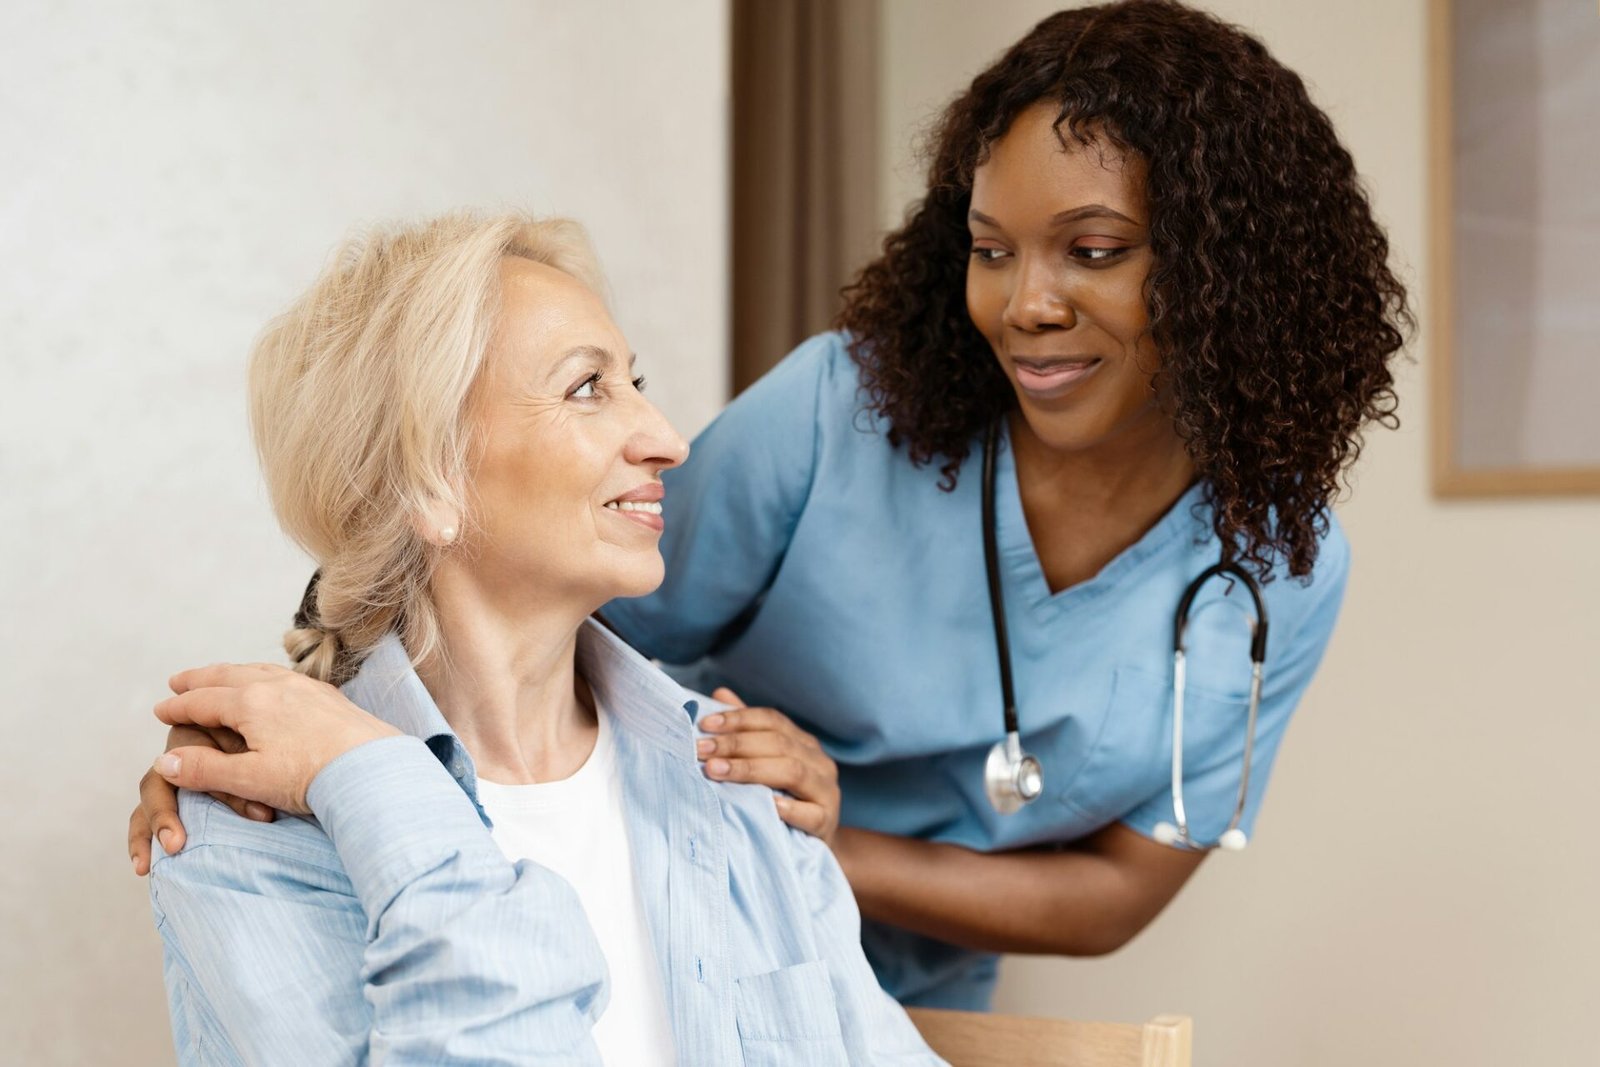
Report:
153,798,351,879
150,838,351,879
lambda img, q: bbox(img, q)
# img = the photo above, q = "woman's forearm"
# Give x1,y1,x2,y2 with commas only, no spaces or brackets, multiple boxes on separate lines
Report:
151,741,611,1064
831,823,1206,956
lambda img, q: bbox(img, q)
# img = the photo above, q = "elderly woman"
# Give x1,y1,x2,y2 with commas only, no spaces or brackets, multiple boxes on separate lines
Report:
144,213,942,1065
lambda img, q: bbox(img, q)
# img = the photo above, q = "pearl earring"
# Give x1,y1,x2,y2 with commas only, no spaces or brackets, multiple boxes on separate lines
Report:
438,526,457,544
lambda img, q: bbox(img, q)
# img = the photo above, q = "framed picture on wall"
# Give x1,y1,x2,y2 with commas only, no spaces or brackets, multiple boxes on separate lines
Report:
1429,0,1600,496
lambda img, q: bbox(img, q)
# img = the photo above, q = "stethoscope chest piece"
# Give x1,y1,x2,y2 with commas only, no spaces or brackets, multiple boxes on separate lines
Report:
984,731,1043,815
981,421,1045,816
976,419,1270,845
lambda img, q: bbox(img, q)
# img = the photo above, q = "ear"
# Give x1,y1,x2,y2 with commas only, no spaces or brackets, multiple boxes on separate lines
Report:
412,498,463,547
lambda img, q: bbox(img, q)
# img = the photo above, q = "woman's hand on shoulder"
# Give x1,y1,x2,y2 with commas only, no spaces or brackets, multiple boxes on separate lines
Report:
150,663,400,817
698,688,841,845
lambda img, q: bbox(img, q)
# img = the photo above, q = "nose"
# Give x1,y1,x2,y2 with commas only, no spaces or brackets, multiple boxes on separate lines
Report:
625,393,690,472
1002,256,1076,333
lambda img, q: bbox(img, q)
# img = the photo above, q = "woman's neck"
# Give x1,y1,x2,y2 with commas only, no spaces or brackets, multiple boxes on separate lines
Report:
1008,406,1197,593
414,564,599,786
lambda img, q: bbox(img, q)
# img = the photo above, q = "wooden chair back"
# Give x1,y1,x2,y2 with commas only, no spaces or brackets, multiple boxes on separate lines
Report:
907,1007,1192,1067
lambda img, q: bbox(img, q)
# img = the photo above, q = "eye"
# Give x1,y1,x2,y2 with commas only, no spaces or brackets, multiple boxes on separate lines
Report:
970,246,1011,264
571,371,602,399
632,375,647,392
1072,245,1129,264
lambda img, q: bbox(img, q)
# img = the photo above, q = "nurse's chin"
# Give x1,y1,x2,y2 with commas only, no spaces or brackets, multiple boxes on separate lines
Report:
1010,391,1167,459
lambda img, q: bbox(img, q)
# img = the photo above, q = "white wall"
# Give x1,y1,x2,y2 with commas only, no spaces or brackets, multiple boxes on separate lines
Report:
0,3,728,1063
880,2,1600,1065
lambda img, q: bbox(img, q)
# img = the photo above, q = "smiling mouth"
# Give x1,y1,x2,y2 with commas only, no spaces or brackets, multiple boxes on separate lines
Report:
1012,357,1102,399
602,499,665,532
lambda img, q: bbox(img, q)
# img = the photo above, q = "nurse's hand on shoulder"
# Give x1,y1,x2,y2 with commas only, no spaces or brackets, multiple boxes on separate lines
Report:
699,688,841,845
129,724,275,875
148,663,400,817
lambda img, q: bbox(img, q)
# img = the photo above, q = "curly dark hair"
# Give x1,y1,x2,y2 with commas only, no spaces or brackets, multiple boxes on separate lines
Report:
837,0,1408,580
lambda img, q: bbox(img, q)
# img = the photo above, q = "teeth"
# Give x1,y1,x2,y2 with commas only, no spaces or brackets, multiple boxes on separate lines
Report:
605,501,662,515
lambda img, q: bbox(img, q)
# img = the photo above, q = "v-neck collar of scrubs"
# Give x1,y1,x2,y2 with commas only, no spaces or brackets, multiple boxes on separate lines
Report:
993,418,1208,621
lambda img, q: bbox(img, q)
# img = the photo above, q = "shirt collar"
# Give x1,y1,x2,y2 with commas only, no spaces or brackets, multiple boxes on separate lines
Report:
340,633,453,743
574,615,702,760
338,618,703,810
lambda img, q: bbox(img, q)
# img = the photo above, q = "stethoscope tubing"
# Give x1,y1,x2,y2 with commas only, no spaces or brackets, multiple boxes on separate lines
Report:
980,417,1271,851
981,419,1019,738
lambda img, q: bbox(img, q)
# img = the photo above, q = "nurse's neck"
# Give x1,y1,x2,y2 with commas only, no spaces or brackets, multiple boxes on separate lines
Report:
1007,406,1197,592
1008,401,1195,501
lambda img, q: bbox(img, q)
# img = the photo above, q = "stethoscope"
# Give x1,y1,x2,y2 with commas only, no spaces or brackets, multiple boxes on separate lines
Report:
979,420,1270,852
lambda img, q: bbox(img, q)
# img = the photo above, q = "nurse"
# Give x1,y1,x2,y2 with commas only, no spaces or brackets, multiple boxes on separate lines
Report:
131,0,1408,1014
601,0,1406,1009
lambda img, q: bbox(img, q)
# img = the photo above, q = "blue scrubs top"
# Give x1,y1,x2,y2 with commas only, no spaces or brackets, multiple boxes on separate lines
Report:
604,332,1349,1011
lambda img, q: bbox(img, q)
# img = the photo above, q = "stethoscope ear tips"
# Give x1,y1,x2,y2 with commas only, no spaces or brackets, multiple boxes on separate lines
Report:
1151,822,1249,851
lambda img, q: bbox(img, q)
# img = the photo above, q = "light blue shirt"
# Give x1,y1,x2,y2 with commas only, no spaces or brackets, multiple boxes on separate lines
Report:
602,331,1351,1011
149,619,944,1066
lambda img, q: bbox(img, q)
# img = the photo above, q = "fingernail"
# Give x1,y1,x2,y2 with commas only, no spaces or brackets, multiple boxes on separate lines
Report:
245,802,272,821
131,856,141,874
774,796,791,811
154,754,181,778
696,739,715,757
702,714,723,729
707,758,730,777
157,828,173,853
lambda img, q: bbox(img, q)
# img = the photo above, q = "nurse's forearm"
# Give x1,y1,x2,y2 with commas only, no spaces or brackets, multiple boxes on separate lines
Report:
831,823,1204,956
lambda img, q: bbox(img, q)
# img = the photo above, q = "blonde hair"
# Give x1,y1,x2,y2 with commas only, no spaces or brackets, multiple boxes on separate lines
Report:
250,211,606,684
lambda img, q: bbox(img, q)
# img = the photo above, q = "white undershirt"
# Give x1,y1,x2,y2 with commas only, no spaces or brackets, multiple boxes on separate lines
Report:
474,704,676,1066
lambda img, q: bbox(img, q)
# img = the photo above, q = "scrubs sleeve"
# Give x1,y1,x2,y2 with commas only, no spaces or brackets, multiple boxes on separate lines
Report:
602,332,842,664
1120,529,1351,845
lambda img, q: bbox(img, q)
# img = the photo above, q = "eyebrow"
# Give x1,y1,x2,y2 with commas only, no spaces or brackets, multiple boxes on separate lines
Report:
969,204,1140,228
548,345,638,380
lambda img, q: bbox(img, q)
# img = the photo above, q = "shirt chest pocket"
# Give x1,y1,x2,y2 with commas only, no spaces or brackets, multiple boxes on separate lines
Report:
733,959,849,1066
1058,665,1252,824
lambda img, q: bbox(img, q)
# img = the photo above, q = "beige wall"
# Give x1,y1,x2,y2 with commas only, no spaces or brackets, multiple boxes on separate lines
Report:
0,3,728,1063
880,2,1600,1065
7,4,1597,1065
